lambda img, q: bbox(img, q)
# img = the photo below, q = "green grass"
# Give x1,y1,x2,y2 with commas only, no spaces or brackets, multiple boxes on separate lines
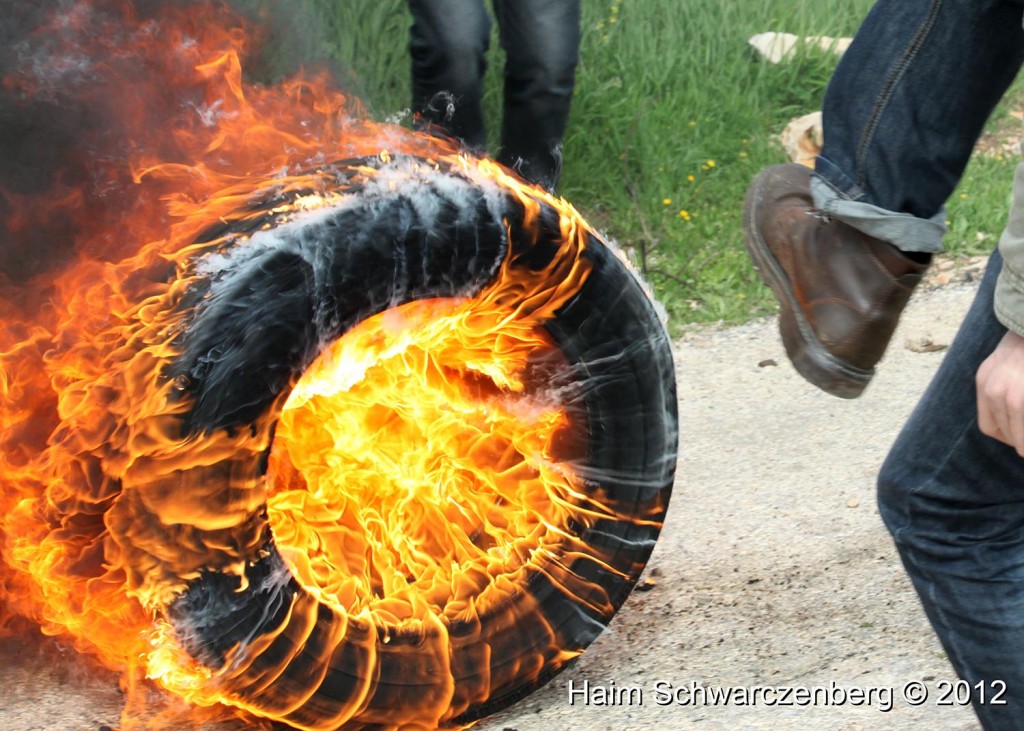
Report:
253,0,1024,332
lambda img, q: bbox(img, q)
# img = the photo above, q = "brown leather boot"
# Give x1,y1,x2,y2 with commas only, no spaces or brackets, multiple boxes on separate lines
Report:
743,164,930,399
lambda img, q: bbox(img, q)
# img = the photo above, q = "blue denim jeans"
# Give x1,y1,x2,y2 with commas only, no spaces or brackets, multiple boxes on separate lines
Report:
878,249,1024,729
811,0,1024,253
407,0,581,190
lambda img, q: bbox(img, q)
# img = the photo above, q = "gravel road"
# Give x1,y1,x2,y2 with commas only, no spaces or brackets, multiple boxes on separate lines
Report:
481,261,987,731
0,259,991,731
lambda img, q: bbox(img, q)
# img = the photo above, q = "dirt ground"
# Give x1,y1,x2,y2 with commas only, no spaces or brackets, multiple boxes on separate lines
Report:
480,257,988,731
0,257,993,731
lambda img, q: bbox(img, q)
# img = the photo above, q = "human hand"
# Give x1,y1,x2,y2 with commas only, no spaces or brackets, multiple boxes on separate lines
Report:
977,330,1024,456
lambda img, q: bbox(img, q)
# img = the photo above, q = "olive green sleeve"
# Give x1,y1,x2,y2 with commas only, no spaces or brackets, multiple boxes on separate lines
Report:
995,161,1024,337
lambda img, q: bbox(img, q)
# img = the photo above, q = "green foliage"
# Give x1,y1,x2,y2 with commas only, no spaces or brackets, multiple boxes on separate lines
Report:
276,0,1022,331
316,0,411,116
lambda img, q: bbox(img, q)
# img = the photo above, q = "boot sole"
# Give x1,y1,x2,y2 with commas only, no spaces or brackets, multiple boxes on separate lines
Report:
742,169,873,399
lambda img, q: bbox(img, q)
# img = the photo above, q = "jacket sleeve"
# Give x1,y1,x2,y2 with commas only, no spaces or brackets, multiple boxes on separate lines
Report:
994,161,1024,337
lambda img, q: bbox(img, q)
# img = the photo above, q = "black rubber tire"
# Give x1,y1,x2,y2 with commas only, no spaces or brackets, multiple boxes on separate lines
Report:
165,156,677,729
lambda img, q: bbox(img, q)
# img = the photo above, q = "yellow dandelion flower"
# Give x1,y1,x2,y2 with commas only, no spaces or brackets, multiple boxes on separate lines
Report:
687,174,695,183
960,193,969,199
662,198,671,206
706,159,716,167
679,210,691,221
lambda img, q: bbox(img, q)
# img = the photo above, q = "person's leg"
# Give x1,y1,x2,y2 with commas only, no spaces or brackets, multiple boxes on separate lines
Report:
815,0,1024,252
407,0,491,150
744,0,1024,398
878,249,1024,730
491,0,580,191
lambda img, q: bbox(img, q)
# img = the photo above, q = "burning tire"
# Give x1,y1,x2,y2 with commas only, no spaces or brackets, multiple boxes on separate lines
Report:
155,155,677,729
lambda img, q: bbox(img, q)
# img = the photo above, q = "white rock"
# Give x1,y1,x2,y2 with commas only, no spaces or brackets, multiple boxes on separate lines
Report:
780,111,823,168
748,32,852,64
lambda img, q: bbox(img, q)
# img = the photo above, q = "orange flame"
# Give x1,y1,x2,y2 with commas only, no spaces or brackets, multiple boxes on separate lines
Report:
0,2,674,730
269,298,577,618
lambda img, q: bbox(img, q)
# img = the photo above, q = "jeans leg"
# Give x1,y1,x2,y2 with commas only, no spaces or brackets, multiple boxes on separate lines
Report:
878,249,1024,730
814,0,1024,247
407,0,491,150
491,0,580,190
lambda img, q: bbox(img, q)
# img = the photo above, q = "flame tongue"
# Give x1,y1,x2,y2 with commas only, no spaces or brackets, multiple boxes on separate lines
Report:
152,158,601,729
0,2,675,729
267,296,579,620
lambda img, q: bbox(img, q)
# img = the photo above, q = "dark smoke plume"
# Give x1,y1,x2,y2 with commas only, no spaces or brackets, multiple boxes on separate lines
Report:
0,0,333,287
